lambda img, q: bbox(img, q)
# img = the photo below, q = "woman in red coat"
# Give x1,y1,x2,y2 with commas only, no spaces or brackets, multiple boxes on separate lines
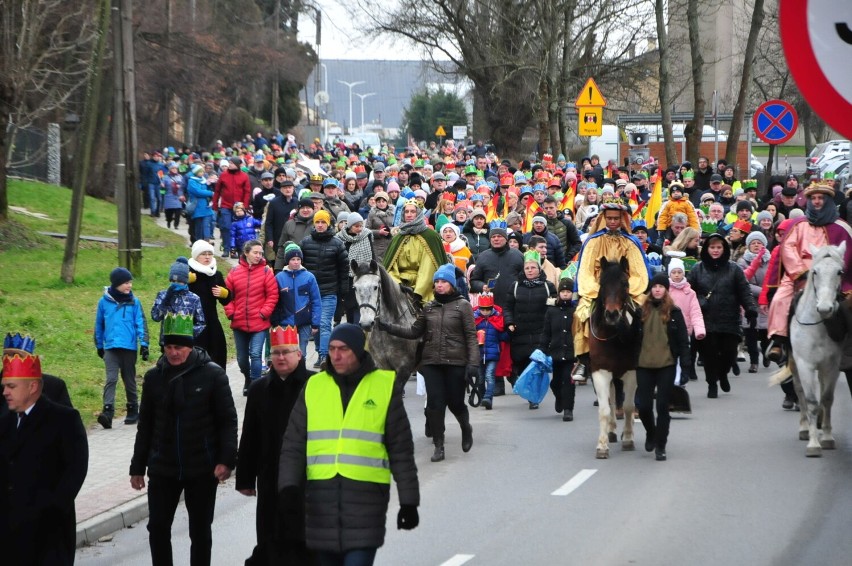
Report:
225,239,278,395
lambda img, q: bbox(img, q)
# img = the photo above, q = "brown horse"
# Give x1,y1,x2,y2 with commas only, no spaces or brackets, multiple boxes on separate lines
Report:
588,257,641,458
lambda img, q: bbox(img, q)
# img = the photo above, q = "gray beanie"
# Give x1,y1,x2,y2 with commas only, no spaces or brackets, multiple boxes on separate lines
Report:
745,231,768,247
756,210,773,223
169,256,190,284
346,212,365,226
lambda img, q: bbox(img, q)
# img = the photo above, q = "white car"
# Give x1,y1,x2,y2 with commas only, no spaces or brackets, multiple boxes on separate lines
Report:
750,154,764,178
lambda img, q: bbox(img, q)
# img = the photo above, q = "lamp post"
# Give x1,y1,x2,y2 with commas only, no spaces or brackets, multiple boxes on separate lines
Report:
337,80,364,134
354,92,376,132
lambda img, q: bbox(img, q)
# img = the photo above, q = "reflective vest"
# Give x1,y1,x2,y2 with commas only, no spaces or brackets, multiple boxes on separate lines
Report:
305,369,394,484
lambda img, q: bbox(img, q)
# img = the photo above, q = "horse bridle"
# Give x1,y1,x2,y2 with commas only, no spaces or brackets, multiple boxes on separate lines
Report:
793,268,844,326
589,301,636,341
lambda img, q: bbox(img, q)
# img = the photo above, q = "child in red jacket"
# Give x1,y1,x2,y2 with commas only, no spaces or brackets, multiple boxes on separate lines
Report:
474,293,509,410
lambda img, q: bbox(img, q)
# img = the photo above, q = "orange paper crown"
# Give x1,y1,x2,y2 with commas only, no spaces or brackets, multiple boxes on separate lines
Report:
270,325,300,348
2,351,42,379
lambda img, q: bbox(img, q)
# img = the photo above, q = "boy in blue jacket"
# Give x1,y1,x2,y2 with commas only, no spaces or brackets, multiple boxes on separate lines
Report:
272,244,322,357
94,267,149,429
229,202,262,258
474,293,509,410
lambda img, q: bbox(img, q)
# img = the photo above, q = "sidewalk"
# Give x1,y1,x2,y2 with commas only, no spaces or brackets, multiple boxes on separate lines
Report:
75,209,314,547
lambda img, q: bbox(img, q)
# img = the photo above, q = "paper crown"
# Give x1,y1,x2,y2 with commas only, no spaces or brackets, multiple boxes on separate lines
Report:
682,170,695,180
270,326,300,348
478,293,495,308
741,179,758,190
163,312,194,339
542,153,553,163
600,194,629,211
3,333,41,379
700,220,720,235
523,249,541,264
489,219,507,230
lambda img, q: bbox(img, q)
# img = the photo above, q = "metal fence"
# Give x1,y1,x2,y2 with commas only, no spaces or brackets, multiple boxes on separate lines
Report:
7,123,60,184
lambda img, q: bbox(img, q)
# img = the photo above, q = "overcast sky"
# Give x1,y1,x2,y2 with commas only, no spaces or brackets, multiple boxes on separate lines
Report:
297,0,425,61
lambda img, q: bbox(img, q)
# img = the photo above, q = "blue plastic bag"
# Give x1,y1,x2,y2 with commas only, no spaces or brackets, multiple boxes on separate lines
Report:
514,358,551,404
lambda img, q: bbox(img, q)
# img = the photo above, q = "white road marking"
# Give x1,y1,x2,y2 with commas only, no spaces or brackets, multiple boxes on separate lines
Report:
439,554,475,566
551,469,597,496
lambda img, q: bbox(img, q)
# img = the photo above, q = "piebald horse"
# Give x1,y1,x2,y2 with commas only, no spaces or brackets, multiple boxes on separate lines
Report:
589,257,641,459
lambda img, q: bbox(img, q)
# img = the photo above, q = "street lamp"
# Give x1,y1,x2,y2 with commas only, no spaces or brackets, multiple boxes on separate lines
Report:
354,92,376,132
337,80,365,134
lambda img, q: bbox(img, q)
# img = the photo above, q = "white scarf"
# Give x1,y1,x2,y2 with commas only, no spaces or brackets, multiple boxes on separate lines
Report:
189,257,217,276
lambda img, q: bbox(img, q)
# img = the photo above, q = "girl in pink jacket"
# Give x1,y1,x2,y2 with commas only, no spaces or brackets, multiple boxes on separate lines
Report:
667,257,705,382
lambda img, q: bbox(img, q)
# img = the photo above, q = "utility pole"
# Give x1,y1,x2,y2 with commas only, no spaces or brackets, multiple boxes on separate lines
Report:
62,0,111,283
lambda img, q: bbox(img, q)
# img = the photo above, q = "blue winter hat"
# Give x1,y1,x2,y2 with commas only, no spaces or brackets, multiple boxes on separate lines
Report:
433,263,457,287
110,267,133,288
169,257,190,284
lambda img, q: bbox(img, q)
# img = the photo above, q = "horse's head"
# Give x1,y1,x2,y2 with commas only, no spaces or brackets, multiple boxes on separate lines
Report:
352,259,381,331
808,242,846,318
598,257,631,326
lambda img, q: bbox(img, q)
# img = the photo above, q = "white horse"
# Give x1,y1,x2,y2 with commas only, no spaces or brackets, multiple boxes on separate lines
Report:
769,242,846,457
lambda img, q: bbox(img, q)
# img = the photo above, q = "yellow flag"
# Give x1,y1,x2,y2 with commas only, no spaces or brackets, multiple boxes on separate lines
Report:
644,175,663,229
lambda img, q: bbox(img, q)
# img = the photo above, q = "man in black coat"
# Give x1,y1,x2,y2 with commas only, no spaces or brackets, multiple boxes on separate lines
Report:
0,347,88,566
236,326,316,565
130,316,238,566
263,179,298,262
0,372,72,418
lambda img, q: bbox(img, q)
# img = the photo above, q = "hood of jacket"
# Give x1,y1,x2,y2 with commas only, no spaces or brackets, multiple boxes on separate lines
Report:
699,234,731,265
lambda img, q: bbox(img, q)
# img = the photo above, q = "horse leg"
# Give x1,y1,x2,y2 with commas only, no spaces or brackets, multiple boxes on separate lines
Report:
792,371,809,441
621,371,637,451
796,360,823,457
818,369,840,450
607,382,618,443
592,370,612,459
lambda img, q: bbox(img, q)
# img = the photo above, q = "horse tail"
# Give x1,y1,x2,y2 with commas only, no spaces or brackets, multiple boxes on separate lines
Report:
768,364,793,387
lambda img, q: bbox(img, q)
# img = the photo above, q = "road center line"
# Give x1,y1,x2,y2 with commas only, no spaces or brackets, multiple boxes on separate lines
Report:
439,554,475,566
551,469,597,496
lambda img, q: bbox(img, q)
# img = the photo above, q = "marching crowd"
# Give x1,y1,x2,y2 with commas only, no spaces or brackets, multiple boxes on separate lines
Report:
4,131,852,566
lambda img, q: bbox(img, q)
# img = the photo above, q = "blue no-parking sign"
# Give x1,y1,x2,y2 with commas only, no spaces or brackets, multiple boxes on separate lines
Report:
752,99,798,145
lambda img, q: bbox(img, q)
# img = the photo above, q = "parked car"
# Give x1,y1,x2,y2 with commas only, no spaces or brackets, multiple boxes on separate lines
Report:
807,140,850,174
749,154,765,178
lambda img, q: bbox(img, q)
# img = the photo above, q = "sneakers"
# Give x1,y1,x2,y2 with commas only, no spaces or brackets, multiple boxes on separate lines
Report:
655,448,667,461
782,395,796,410
528,402,539,410
571,362,588,382
748,364,758,373
313,355,325,369
482,398,493,410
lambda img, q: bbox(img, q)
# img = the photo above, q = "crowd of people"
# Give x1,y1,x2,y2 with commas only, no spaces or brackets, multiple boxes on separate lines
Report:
4,131,852,566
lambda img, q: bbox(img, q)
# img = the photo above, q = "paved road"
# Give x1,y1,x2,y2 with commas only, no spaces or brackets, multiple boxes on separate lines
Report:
77,366,852,566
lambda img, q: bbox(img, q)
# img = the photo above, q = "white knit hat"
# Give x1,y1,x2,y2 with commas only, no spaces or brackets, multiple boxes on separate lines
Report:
668,257,685,273
191,239,215,259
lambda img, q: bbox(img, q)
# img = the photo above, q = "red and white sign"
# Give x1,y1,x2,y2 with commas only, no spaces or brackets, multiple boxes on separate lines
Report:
780,0,852,139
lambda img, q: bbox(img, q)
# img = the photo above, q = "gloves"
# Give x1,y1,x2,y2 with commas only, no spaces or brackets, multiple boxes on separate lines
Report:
412,293,424,309
746,311,757,329
397,504,419,530
140,346,149,361
679,366,691,386
465,365,480,388
97,348,105,359
162,289,174,306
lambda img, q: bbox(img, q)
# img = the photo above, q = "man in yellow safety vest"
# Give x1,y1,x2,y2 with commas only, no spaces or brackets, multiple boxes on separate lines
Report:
278,323,419,565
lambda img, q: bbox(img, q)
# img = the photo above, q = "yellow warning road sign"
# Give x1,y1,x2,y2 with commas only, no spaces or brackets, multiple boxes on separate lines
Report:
575,78,607,107
435,125,447,137
578,107,603,137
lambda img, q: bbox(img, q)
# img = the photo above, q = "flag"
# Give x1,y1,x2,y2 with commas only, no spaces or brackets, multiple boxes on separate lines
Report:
559,178,576,213
522,201,541,232
485,192,501,222
629,192,642,219
644,174,663,228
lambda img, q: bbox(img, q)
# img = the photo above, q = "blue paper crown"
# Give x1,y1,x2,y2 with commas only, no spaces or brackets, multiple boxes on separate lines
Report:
532,183,547,193
566,162,576,169
486,181,497,191
489,220,507,230
3,333,35,354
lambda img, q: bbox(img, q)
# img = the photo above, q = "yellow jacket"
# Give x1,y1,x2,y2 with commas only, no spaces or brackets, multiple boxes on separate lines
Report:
656,196,699,232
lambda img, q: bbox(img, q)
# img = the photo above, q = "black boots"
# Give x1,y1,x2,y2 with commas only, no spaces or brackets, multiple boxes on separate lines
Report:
124,403,139,425
97,404,114,429
431,439,445,462
459,411,473,453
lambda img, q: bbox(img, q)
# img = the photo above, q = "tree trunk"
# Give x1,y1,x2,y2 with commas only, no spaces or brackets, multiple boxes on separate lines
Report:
121,0,142,274
684,0,705,165
655,0,677,166
725,0,765,166
537,75,550,156
61,0,111,283
0,101,13,222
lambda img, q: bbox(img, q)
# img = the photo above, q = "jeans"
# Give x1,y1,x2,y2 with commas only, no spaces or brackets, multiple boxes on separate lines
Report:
318,295,338,356
316,548,378,566
148,183,162,216
481,360,497,401
217,209,234,255
193,216,212,242
147,474,218,566
233,329,266,382
103,348,138,406
636,365,676,450
297,325,312,358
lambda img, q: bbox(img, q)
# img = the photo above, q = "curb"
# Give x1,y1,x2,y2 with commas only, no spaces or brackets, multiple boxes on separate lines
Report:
76,495,149,548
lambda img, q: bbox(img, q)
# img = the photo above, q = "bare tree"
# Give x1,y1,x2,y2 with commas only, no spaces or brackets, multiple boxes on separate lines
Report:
725,0,765,166
683,0,705,165
0,0,97,220
654,0,676,165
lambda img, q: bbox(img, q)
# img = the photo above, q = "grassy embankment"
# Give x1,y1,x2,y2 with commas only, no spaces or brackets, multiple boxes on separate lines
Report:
0,179,234,427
